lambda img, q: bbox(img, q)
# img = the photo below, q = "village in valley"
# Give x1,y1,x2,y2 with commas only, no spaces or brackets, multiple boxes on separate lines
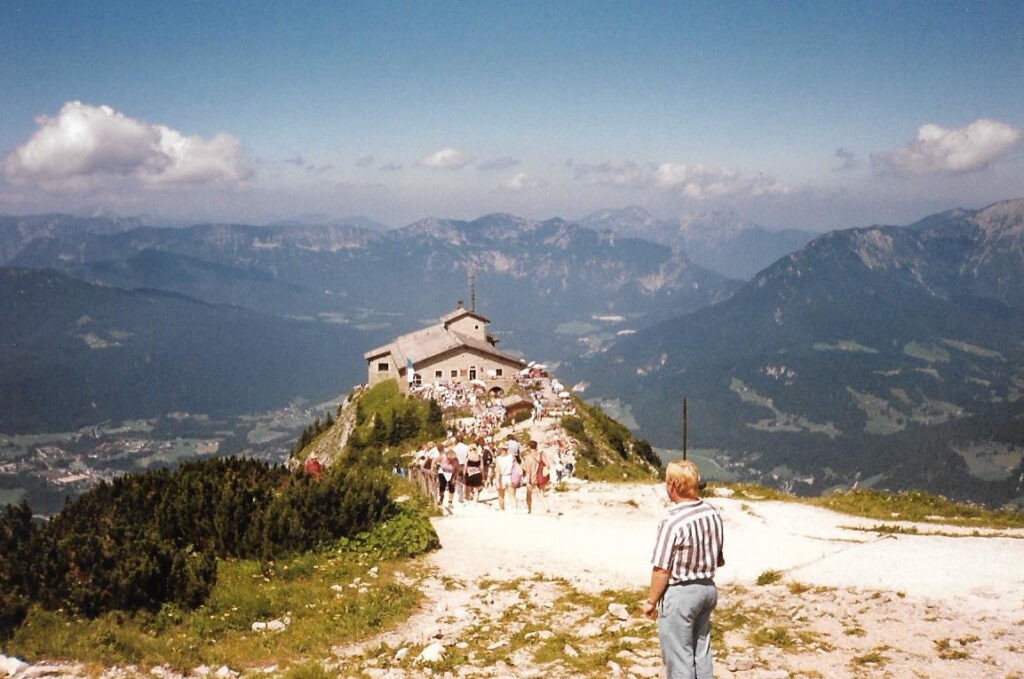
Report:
0,399,347,515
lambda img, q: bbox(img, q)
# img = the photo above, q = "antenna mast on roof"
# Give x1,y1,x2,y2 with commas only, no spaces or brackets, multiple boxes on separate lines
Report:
469,269,477,312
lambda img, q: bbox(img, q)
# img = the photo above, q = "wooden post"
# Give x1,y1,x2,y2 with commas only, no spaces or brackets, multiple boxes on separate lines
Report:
682,396,688,460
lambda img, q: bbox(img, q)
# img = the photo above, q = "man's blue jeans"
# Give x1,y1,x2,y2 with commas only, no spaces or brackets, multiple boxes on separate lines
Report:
657,579,718,679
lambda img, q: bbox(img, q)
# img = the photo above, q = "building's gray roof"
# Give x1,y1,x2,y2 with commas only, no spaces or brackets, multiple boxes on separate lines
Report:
440,307,490,325
364,322,524,369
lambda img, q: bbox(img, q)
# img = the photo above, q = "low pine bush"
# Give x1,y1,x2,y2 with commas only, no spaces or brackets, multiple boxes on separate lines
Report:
0,457,399,636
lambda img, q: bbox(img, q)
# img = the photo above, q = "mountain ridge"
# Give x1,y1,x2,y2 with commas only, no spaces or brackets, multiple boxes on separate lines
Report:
580,205,819,279
569,197,1024,505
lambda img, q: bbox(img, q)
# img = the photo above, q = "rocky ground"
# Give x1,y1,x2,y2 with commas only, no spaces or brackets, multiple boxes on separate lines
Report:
3,478,1023,679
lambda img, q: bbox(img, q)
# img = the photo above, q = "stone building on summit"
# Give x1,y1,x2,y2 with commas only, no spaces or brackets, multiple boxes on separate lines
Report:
363,301,526,395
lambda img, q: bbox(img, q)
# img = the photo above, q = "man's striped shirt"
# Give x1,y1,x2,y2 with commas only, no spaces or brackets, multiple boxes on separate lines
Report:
650,499,725,584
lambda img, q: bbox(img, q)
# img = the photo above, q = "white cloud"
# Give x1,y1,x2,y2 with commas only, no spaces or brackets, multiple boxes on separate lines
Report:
877,118,1023,175
504,172,546,191
147,125,250,185
416,148,473,170
654,163,793,199
2,101,252,189
572,160,651,188
570,159,791,200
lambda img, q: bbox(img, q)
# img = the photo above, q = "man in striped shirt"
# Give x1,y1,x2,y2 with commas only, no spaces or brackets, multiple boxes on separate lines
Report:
642,459,725,679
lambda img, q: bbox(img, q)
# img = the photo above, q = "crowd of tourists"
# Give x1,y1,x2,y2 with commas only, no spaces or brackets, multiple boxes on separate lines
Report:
408,432,577,514
393,371,582,514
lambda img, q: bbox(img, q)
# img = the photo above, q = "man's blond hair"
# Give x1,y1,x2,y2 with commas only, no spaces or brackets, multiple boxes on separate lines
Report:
666,459,700,498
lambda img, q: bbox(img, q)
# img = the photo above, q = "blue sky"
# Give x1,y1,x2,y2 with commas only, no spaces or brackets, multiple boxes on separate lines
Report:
2,1,1023,230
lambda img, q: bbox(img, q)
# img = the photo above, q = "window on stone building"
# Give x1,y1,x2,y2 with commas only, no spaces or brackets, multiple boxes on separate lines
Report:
495,368,503,377
435,370,443,378
377,362,389,372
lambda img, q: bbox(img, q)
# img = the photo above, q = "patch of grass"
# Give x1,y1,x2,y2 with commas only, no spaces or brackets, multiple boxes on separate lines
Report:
479,577,525,593
719,482,1024,529
749,626,797,649
867,523,918,535
6,525,426,671
934,637,971,660
846,523,1019,539
713,606,756,641
934,635,980,661
851,646,890,666
440,575,463,591
756,570,784,586
786,581,829,596
809,488,1024,529
721,483,793,501
282,660,335,679
532,631,574,664
553,584,637,618
713,587,829,654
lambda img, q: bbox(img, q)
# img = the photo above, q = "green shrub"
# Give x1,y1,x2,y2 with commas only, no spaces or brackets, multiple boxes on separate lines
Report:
337,503,440,561
505,410,531,427
0,502,36,635
560,415,586,440
0,457,398,634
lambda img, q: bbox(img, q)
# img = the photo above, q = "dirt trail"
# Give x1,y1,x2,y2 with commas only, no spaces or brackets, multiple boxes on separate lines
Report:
333,481,1024,678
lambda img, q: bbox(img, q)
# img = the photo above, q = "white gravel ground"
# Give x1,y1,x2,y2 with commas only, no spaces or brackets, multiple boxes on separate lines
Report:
430,480,1024,617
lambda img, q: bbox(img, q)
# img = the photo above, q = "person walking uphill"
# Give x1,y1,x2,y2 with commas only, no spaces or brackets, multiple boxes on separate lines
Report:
642,460,725,679
522,439,555,514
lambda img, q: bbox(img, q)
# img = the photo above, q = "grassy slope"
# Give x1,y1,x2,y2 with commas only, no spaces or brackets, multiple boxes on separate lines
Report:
4,486,438,669
721,483,1024,530
561,398,661,482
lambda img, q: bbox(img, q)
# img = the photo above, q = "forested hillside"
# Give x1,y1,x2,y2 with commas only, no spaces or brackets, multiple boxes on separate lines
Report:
0,267,367,432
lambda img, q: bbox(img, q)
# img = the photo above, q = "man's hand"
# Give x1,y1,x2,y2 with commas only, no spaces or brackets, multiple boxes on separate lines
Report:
645,567,670,620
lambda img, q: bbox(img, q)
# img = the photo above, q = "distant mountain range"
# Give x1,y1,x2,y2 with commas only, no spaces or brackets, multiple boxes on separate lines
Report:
579,206,818,280
0,212,733,432
569,198,1024,505
6,201,1024,505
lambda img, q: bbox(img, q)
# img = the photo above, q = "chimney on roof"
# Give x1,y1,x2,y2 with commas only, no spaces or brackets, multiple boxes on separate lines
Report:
456,300,464,309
